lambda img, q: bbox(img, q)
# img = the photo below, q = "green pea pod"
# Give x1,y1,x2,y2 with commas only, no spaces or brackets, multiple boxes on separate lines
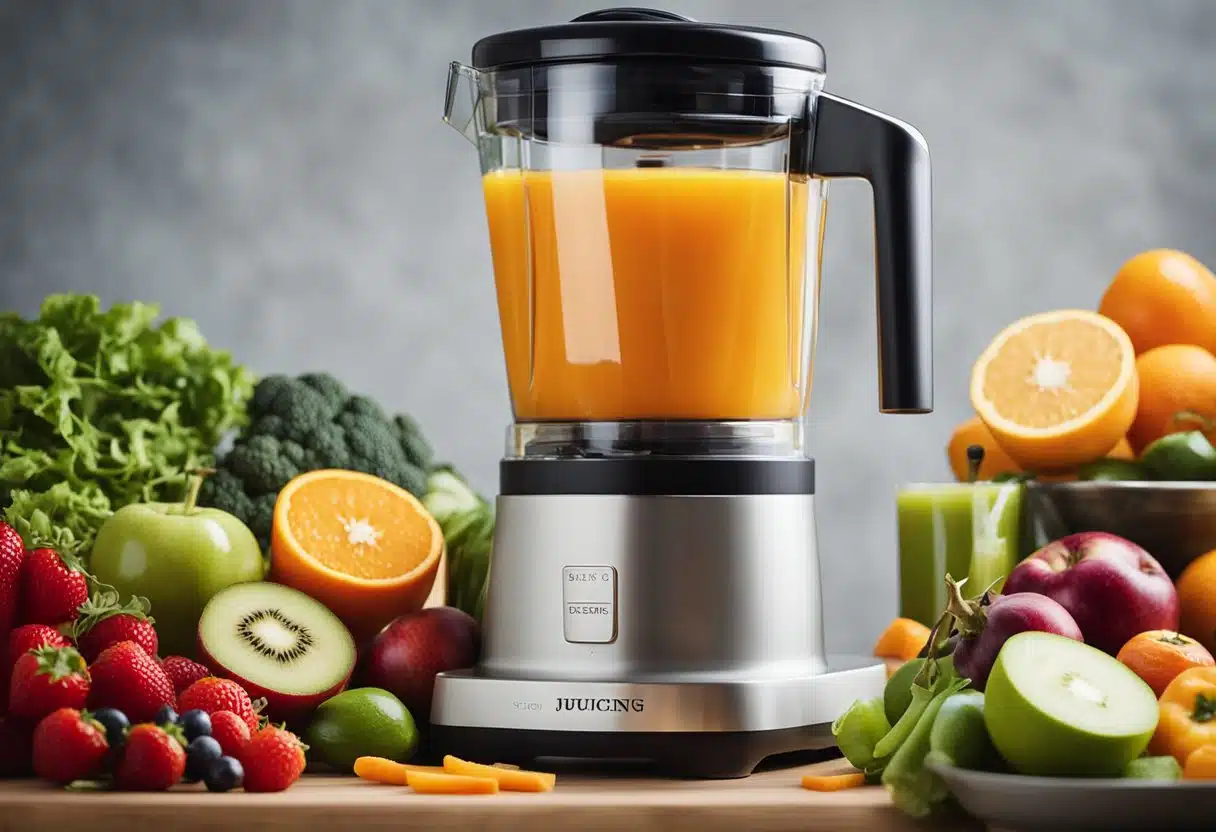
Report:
1141,431,1216,481
1076,459,1152,482
831,696,891,773
1123,756,1182,781
873,682,935,760
873,657,957,760
881,677,970,819
884,659,925,726
926,691,1001,772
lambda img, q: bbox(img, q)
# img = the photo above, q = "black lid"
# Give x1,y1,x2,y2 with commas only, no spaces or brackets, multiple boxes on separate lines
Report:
471,8,826,74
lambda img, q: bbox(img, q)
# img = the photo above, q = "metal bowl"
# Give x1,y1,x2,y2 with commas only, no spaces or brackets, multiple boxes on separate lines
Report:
1024,481,1216,579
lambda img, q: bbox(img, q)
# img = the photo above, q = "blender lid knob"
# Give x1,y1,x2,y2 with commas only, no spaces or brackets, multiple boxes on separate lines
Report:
570,8,696,23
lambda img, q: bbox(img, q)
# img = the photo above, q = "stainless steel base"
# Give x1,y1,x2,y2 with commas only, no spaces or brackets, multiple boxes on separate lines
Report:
430,659,884,778
432,656,883,734
430,485,883,777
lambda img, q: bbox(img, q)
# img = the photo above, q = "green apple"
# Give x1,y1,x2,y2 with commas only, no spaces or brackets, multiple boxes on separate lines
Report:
90,471,264,657
983,631,1158,777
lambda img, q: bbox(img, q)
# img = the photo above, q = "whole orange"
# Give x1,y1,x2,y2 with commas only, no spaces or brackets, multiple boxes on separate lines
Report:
1127,344,1216,454
947,416,1022,481
1116,630,1215,697
1098,249,1216,356
1107,437,1135,460
1177,548,1216,655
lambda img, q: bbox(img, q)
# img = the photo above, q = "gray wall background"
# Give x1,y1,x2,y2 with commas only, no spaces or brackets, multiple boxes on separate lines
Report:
2,0,1214,654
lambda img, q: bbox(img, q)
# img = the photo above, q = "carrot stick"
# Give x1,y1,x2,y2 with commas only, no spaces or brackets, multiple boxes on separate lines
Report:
406,770,499,795
443,755,556,792
801,771,867,792
354,757,445,785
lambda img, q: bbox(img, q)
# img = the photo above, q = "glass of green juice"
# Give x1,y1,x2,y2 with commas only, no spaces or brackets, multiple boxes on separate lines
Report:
896,481,1024,627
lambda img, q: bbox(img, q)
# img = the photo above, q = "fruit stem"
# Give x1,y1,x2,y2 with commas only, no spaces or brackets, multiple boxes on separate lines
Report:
1192,693,1216,724
943,573,986,638
912,606,957,690
179,468,215,515
966,444,985,483
1175,410,1216,433
1158,631,1192,647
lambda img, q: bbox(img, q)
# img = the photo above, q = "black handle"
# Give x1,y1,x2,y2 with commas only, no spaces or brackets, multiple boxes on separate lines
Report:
809,93,933,414
571,8,695,22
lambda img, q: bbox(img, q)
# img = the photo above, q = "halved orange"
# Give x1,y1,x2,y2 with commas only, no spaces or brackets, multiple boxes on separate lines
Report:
270,469,443,641
970,310,1139,472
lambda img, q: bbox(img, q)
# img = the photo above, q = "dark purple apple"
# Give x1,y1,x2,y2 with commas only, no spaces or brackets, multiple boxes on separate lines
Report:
362,607,481,722
947,577,1084,691
1003,532,1179,655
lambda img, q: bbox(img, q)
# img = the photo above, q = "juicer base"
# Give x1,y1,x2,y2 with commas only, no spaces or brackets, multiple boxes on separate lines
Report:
429,658,885,779
429,724,837,780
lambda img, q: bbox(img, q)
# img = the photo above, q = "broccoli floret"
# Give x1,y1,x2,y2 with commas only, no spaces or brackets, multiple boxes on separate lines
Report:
338,411,397,463
395,414,434,470
279,440,310,469
226,435,301,495
304,422,351,469
199,468,254,522
246,493,278,553
300,373,348,412
338,411,429,496
250,375,294,414
249,375,342,443
249,414,286,439
394,465,428,497
343,394,387,423
200,373,436,549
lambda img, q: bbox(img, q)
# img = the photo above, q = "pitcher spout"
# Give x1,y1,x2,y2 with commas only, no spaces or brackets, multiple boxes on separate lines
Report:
443,61,483,146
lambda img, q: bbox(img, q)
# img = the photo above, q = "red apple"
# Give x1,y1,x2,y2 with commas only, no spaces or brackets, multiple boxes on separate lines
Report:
1003,532,1179,655
362,607,480,721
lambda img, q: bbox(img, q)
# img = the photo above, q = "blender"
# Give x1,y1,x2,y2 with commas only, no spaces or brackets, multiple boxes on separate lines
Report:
432,8,933,778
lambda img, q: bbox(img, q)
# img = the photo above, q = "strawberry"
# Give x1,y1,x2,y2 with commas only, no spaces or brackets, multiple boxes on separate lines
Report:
88,641,176,724
0,715,34,778
178,677,259,731
20,548,89,626
208,710,251,760
73,592,158,663
2,624,71,712
32,707,109,784
160,656,210,697
9,645,91,721
241,725,306,792
115,722,186,791
0,523,26,637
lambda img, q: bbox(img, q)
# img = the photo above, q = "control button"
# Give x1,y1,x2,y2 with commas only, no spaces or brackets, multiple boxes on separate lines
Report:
562,566,616,604
563,566,617,643
564,601,617,644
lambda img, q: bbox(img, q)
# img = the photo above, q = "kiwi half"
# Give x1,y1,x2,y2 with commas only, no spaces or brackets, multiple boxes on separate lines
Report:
198,582,357,722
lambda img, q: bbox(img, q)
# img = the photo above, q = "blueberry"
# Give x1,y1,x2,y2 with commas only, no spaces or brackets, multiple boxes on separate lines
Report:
185,736,223,783
91,708,130,748
154,705,178,726
204,756,244,793
179,709,212,742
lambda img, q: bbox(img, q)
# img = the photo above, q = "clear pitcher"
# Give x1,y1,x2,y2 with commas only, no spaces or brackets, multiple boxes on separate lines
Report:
445,8,933,457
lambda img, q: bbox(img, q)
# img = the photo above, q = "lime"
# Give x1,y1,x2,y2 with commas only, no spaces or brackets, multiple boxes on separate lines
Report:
883,659,925,725
1076,459,1151,482
1140,431,1216,481
927,691,1002,772
1123,755,1182,781
305,687,418,773
983,632,1158,777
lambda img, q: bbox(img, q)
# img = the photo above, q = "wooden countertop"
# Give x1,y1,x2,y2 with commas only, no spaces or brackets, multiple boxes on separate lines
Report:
0,758,985,832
